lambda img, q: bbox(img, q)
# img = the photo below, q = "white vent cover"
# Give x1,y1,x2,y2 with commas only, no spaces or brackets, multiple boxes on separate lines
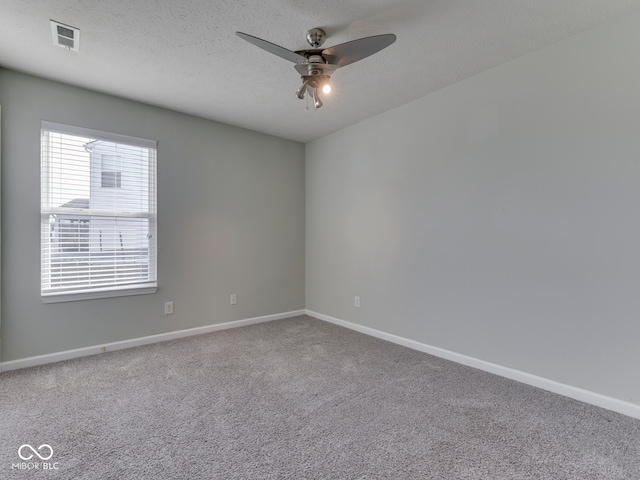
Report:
50,20,80,52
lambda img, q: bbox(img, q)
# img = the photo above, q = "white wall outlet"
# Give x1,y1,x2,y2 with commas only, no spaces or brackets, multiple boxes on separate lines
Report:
230,294,237,305
354,296,360,308
164,301,174,315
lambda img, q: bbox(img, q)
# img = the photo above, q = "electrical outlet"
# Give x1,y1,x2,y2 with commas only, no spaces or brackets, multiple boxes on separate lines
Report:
354,296,360,308
164,301,174,315
230,294,237,305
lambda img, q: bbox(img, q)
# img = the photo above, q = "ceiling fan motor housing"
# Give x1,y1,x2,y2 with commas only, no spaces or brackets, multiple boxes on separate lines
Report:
295,61,338,77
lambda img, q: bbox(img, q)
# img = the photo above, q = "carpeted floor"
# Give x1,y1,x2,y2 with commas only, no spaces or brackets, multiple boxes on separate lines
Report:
1,315,639,479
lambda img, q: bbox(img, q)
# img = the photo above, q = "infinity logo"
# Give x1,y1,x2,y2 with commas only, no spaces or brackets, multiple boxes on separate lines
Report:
18,444,53,461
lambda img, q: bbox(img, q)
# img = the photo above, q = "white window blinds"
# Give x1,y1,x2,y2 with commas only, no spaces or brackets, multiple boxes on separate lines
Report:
41,121,157,302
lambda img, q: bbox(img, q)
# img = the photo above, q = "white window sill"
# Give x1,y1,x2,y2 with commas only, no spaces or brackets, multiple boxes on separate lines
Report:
41,284,157,304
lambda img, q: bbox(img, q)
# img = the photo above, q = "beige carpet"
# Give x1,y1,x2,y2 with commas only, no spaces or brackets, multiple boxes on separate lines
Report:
1,315,639,479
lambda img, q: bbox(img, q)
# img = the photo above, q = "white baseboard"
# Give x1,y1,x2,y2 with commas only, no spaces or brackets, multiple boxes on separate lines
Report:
0,310,305,373
306,310,640,420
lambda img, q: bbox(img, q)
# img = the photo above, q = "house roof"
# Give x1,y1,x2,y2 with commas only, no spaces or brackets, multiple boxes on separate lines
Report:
60,198,89,209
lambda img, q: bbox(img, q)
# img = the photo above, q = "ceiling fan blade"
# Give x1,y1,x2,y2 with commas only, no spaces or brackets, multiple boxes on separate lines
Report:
236,32,307,64
322,34,396,68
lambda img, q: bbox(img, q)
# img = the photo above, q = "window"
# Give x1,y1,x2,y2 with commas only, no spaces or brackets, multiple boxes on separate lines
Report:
41,121,157,302
100,154,122,188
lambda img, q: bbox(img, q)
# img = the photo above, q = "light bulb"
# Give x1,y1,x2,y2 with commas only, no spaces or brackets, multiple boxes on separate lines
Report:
322,83,331,94
313,89,323,109
296,80,309,100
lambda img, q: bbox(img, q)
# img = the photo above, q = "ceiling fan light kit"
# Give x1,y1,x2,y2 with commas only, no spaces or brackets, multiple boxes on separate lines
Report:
236,28,396,109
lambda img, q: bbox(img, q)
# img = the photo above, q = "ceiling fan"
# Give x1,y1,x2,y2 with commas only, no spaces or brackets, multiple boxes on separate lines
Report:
236,28,396,109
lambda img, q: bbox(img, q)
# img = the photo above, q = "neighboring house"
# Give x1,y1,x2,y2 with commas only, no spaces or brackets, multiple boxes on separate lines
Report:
48,140,151,287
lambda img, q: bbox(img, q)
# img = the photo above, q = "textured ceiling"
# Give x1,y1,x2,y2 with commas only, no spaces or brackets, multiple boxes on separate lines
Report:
2,0,640,143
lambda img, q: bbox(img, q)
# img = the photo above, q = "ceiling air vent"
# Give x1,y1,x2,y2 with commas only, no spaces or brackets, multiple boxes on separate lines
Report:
50,20,80,52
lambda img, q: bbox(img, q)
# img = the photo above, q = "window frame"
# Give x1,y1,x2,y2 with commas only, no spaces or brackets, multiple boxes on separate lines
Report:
40,121,158,303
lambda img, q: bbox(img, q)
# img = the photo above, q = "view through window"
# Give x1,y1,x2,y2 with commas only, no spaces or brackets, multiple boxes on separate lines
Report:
40,122,157,302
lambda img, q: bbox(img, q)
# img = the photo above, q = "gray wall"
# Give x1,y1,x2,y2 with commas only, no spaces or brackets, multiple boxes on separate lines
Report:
0,69,305,362
306,10,640,405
